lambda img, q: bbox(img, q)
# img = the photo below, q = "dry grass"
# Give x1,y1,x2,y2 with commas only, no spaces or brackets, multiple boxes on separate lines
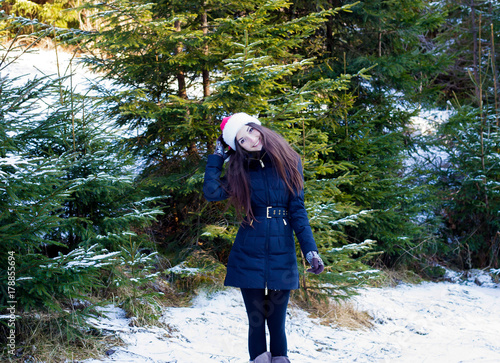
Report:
291,291,373,330
168,250,228,296
315,300,373,330
1,311,124,362
368,267,424,288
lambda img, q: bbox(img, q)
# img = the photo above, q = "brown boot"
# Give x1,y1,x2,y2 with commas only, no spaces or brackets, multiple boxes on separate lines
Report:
271,356,291,363
251,351,272,363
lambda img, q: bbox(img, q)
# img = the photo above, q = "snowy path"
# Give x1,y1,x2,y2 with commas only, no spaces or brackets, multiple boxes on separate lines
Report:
86,281,500,363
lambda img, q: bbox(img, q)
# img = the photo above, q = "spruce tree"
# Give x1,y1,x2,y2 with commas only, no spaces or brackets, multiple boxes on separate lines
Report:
0,17,163,354
423,0,500,268
432,106,500,268
281,0,452,267
406,0,500,270
202,1,380,299
73,0,228,253
73,0,379,300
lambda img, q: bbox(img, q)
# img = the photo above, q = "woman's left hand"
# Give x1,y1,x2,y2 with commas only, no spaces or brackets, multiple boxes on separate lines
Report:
306,251,324,274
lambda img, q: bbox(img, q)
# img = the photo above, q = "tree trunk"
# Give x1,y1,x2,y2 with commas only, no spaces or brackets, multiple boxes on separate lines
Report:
470,0,480,104
202,2,210,98
175,19,187,99
491,23,499,126
326,15,334,57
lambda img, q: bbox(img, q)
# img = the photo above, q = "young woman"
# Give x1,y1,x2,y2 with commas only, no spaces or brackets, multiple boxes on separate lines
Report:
203,113,324,363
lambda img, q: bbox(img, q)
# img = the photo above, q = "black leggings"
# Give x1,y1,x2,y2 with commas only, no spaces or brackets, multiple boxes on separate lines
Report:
240,288,291,360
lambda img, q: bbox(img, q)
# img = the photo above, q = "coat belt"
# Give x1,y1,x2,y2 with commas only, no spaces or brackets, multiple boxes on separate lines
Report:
253,206,288,218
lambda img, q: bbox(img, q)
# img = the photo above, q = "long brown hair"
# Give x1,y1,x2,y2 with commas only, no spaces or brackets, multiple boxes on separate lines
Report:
226,123,303,223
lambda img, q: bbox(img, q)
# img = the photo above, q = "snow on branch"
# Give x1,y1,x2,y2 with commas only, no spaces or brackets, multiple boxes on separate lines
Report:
40,244,120,271
327,239,376,254
329,210,376,226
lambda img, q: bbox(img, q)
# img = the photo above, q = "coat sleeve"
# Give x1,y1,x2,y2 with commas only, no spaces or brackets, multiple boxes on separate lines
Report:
203,154,230,202
288,159,318,256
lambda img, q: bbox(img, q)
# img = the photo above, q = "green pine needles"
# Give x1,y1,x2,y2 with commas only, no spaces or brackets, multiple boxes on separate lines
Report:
0,26,163,359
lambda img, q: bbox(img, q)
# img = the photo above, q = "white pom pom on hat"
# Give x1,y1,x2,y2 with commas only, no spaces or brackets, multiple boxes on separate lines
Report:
220,113,261,149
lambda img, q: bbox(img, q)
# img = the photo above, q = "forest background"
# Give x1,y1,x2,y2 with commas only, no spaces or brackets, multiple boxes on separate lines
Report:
1,0,499,360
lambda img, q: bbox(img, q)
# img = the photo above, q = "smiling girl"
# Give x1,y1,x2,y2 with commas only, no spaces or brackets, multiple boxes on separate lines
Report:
203,113,324,363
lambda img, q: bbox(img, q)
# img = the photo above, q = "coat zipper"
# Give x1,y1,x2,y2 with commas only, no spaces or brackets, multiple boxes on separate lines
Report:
262,156,270,289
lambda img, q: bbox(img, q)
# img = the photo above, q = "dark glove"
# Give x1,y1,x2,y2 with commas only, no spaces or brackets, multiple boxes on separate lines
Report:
306,251,324,274
214,135,229,160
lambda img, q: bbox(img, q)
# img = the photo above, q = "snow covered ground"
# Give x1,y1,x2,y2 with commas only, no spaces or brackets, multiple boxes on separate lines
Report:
85,273,500,363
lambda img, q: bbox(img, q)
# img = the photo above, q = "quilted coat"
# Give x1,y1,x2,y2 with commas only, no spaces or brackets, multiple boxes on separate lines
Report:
203,150,318,290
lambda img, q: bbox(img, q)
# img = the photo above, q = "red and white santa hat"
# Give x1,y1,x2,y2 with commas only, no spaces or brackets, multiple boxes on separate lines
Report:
220,112,261,149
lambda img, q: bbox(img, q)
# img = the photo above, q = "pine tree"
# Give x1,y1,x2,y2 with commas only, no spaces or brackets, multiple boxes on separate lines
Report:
72,0,229,253
70,0,334,251
72,0,380,300
411,0,500,269
280,0,452,267
0,18,163,353
433,106,500,268
202,1,380,299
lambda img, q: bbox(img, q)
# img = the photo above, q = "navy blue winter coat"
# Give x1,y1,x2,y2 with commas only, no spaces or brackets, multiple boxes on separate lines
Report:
203,151,318,290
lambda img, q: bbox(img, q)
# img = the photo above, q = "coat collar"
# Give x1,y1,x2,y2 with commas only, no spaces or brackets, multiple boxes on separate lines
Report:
246,149,271,170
